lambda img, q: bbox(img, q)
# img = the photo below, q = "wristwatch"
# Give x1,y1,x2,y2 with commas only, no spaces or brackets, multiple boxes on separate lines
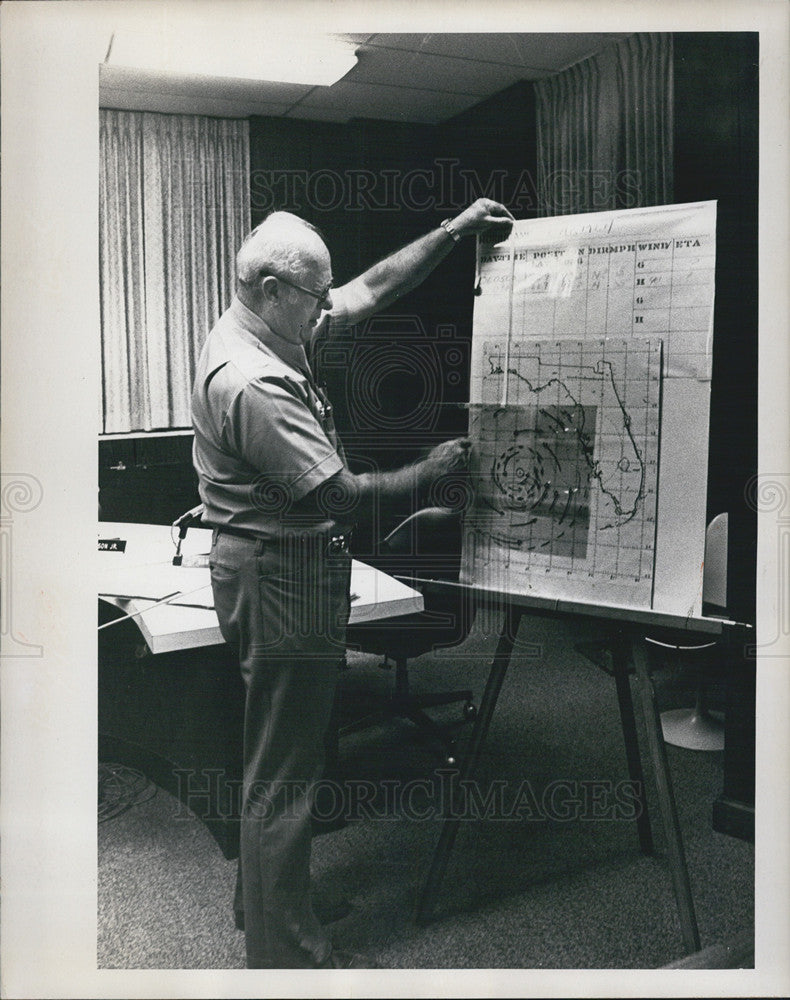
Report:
439,218,461,243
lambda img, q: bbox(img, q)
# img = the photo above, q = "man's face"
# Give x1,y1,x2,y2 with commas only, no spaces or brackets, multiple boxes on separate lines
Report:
270,254,333,346
291,258,334,345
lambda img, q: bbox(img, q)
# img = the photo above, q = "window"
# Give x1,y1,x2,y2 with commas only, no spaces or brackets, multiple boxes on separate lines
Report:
99,110,250,432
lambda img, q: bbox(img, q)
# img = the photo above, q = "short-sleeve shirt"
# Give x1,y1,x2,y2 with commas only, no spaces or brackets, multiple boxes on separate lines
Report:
192,297,347,539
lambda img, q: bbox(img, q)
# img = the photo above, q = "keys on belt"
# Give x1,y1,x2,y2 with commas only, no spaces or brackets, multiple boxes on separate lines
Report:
214,525,351,554
327,534,350,555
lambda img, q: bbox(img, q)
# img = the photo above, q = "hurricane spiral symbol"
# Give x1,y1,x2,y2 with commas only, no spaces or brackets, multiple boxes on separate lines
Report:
491,444,546,512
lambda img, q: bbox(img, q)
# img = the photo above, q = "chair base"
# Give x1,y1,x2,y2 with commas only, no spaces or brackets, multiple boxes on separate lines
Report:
661,707,724,751
340,687,476,765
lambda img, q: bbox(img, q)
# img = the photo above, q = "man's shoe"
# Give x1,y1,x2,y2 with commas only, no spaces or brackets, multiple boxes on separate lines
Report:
318,948,378,969
234,894,352,931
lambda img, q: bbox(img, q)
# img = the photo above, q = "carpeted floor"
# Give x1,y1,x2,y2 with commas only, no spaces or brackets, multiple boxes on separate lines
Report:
98,609,754,969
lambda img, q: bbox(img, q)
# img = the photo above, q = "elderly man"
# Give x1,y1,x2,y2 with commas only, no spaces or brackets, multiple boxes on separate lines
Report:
191,199,513,969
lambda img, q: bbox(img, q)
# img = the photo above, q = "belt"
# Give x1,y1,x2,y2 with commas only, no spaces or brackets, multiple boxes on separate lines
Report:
213,524,263,542
214,524,352,554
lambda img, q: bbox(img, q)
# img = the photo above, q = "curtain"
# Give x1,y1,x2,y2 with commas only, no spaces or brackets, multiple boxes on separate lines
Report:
100,110,250,433
534,33,673,216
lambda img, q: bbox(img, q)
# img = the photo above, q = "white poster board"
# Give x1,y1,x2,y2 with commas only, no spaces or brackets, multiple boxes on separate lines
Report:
462,201,717,616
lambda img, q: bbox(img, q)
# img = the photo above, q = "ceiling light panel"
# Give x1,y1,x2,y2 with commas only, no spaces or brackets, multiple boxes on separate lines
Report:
106,23,358,86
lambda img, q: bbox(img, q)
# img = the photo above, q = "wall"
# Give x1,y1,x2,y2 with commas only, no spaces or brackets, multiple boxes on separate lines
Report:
99,433,198,525
249,114,459,495
247,92,538,545
672,32,758,833
673,32,759,626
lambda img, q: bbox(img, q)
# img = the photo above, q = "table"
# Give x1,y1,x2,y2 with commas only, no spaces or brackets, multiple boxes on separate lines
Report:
98,521,424,855
99,521,424,654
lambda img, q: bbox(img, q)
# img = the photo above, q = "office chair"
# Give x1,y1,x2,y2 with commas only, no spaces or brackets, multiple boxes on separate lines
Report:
343,507,477,764
648,512,728,751
172,502,477,762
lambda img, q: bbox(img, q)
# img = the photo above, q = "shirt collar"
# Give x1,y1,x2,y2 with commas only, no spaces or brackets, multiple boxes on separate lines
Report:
229,295,310,377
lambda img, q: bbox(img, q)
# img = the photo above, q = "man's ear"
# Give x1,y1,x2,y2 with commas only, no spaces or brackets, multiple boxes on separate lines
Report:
260,275,280,303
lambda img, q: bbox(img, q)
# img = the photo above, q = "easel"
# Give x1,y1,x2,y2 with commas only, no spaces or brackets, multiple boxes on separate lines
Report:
411,580,749,956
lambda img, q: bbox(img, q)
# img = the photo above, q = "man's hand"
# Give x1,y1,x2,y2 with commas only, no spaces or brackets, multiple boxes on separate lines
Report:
448,198,515,241
421,437,472,478
417,437,473,509
330,199,515,328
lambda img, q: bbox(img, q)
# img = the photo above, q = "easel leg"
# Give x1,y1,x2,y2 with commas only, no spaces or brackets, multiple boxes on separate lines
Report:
610,633,654,855
414,602,523,925
631,637,701,954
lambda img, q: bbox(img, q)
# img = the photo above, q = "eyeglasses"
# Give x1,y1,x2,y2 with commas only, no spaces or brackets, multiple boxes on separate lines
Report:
262,272,333,307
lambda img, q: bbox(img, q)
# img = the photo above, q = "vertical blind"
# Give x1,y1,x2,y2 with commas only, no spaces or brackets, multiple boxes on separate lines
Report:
534,33,673,216
99,110,250,433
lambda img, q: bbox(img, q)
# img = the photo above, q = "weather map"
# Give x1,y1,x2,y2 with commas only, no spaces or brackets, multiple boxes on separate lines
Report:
464,338,661,605
461,202,717,612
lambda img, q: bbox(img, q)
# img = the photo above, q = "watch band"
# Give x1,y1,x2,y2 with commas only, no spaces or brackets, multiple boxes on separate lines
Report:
439,218,461,243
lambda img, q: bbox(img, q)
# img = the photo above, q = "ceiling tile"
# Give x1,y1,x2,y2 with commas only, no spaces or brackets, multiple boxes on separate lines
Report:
366,32,630,71
334,33,377,45
512,32,632,71
370,33,535,65
99,65,312,105
349,46,535,94
284,105,354,124
100,88,290,119
97,32,629,124
364,33,432,51
297,80,481,125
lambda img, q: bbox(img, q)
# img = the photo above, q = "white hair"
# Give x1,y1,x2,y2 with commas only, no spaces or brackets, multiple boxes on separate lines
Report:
236,212,326,287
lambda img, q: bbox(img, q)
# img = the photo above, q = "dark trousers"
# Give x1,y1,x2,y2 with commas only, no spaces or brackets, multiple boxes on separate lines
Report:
210,530,351,968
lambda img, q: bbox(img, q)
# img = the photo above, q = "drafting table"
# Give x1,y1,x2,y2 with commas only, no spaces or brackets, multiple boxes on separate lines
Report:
98,521,424,654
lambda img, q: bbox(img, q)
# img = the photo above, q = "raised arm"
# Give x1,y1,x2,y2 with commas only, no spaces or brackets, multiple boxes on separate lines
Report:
330,198,514,327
